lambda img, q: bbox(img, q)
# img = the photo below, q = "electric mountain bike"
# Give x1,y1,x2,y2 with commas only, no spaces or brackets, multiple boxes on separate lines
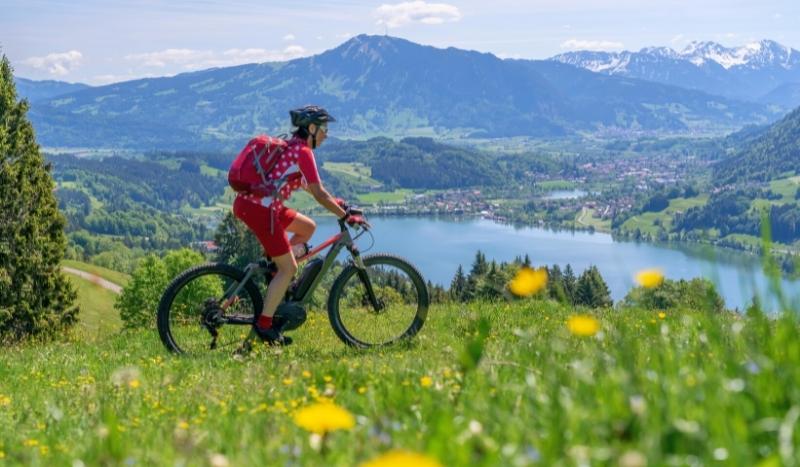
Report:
156,208,429,354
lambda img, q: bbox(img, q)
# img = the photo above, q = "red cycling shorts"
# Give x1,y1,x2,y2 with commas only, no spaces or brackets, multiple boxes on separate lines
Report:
232,195,298,258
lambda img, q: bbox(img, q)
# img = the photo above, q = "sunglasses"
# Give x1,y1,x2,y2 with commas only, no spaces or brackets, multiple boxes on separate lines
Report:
317,124,328,134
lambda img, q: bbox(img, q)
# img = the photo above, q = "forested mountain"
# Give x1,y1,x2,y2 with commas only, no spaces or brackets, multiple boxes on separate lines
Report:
551,40,800,105
714,106,800,184
27,35,775,149
14,77,91,102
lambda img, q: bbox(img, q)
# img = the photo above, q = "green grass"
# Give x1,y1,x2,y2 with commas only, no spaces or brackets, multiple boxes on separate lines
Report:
66,274,122,341
575,208,612,232
62,260,130,287
323,162,382,189
621,195,708,235
2,299,800,465
357,189,414,204
768,176,800,201
537,180,577,190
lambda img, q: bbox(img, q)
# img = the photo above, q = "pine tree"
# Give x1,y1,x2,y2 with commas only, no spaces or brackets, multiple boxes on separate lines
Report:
213,211,263,268
0,55,77,341
575,266,612,308
450,265,466,302
469,250,488,277
563,264,577,305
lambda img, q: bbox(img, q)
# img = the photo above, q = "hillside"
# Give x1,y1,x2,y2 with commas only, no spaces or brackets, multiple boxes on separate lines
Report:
1,299,798,464
14,77,91,102
715,106,800,184
27,35,776,149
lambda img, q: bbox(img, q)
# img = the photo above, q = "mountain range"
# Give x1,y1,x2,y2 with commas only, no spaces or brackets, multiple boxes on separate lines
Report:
20,35,785,149
551,40,800,105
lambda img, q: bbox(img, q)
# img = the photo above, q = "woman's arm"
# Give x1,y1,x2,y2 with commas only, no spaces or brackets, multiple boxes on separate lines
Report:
306,183,347,218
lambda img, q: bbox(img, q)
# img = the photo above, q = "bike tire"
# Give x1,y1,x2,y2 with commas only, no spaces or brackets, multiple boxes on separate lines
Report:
157,263,263,354
327,254,429,348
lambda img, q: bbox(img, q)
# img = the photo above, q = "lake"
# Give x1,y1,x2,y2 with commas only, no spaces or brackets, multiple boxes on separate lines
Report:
309,216,799,312
542,189,588,200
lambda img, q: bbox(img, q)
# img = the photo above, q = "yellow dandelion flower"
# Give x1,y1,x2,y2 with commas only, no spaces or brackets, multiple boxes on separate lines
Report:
508,267,548,297
283,378,294,386
420,376,433,388
360,450,443,467
567,315,600,337
323,375,333,383
0,395,10,406
23,439,39,447
635,268,664,288
177,421,190,430
658,312,666,319
357,386,367,395
302,370,312,378
128,379,140,389
293,401,355,434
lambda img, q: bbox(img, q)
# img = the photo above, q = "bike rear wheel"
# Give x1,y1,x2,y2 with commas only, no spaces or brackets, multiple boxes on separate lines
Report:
157,263,262,354
327,254,429,348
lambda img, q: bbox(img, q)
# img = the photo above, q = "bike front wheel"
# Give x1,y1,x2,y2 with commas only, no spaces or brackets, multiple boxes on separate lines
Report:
157,263,262,355
327,254,429,348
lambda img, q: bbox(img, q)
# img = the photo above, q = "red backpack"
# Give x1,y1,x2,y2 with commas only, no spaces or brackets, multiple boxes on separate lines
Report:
228,135,288,196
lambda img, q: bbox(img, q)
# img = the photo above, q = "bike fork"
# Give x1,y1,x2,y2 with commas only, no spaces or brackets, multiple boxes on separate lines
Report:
354,255,383,313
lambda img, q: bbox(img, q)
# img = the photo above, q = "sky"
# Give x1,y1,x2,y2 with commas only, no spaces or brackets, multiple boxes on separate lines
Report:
2,0,800,85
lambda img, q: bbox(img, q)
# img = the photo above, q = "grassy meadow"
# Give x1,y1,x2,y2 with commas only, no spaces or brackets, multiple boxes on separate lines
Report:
1,294,800,465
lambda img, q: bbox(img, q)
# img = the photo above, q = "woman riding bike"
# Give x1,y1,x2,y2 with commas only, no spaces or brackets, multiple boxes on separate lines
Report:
232,105,365,348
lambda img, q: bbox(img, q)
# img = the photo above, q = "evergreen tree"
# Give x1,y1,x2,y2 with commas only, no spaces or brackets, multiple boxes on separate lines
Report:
523,254,531,267
563,264,577,305
469,250,488,277
575,266,613,308
213,211,263,268
450,265,467,302
547,264,568,303
0,55,77,341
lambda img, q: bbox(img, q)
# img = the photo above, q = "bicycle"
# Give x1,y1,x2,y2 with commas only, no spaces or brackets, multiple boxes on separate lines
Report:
156,207,430,354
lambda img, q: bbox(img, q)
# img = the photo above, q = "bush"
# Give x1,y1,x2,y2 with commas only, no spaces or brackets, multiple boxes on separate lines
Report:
620,278,724,313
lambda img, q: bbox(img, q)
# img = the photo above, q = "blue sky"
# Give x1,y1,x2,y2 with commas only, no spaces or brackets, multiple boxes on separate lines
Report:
3,0,799,85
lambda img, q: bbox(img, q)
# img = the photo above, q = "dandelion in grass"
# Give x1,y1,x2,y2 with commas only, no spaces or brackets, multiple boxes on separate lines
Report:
567,315,600,337
509,267,548,297
293,401,355,434
420,376,433,388
360,450,443,467
0,395,10,406
635,268,664,288
658,312,666,319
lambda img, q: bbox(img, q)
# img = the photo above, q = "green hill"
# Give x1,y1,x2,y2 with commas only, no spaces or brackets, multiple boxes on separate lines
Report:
715,106,800,184
64,273,122,340
1,300,798,464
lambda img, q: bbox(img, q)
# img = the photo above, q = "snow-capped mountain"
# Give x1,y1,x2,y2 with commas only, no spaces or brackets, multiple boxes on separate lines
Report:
550,40,800,105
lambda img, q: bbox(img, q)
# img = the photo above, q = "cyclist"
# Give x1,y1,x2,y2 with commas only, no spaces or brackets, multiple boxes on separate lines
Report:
232,105,365,348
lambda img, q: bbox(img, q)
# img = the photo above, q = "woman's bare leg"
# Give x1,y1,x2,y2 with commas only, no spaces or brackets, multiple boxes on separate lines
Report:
286,212,316,247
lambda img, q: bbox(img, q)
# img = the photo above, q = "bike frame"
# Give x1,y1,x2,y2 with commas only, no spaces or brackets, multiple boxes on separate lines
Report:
219,218,378,322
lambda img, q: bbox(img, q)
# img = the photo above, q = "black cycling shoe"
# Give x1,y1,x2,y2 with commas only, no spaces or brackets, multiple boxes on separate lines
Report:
253,326,293,346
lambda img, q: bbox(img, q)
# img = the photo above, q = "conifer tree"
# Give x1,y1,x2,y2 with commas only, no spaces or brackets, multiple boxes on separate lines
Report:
469,250,488,277
563,264,577,305
450,265,467,302
213,211,263,268
0,55,77,341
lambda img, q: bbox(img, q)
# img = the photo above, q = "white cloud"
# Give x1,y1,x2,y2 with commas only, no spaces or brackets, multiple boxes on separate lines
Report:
374,1,461,29
23,50,83,76
125,46,309,71
559,39,623,51
125,49,214,68
283,34,296,41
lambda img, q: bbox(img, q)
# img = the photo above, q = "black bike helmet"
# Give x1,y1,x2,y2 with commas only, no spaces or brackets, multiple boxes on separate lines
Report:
289,105,336,128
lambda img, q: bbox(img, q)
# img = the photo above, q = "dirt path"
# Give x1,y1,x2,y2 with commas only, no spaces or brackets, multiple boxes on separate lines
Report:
62,267,123,294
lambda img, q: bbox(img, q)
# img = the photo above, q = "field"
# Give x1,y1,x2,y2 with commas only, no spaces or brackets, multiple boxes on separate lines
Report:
2,297,800,465
65,274,122,340
621,195,709,236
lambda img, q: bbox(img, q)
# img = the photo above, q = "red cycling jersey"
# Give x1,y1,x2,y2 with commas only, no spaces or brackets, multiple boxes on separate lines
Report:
232,136,321,257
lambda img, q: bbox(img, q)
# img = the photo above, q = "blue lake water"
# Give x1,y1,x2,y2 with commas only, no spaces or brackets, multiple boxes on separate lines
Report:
308,216,799,312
